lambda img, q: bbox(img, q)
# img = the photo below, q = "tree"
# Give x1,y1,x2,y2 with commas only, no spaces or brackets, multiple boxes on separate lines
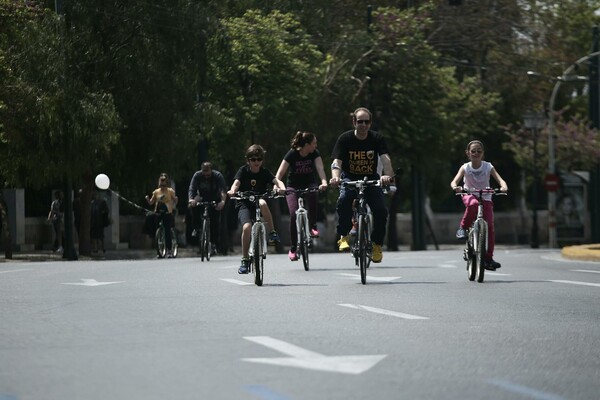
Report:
204,9,325,172
0,1,121,255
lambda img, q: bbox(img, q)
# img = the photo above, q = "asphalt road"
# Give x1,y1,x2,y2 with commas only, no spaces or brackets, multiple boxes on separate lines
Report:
1,248,599,400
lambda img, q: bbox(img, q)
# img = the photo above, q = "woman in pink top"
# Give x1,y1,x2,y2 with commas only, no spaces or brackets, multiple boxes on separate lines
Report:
450,140,508,270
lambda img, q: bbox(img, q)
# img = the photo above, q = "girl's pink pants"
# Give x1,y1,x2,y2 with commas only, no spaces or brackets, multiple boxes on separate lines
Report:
460,195,495,260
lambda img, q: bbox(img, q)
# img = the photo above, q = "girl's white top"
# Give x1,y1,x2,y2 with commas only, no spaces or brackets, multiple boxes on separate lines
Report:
463,161,493,201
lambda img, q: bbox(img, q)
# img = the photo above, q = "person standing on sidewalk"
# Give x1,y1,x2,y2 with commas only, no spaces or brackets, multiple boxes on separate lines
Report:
47,190,64,253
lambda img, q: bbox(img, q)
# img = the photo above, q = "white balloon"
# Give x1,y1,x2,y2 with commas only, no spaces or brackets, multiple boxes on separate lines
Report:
95,174,110,190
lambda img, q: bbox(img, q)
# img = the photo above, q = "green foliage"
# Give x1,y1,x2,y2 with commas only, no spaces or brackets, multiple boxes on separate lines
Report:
205,9,325,172
0,1,120,188
1,0,598,217
363,6,500,198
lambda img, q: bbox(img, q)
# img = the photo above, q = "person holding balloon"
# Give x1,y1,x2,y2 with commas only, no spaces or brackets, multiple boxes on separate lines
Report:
146,173,178,258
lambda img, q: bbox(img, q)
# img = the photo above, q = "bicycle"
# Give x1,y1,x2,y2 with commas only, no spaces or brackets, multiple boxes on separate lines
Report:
231,190,282,286
456,188,506,282
190,200,217,262
154,211,178,259
341,177,383,285
287,187,321,271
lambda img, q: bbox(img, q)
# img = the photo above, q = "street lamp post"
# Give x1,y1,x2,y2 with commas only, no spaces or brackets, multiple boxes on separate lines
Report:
528,50,599,248
523,112,547,249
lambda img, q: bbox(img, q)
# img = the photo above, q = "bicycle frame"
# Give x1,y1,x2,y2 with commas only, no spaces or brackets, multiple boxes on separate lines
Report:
193,201,216,262
457,188,505,282
342,177,381,284
289,188,319,271
232,191,281,286
154,212,178,259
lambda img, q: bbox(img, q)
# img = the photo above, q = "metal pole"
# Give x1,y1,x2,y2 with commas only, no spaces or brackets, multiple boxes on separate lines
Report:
546,51,600,248
531,127,539,248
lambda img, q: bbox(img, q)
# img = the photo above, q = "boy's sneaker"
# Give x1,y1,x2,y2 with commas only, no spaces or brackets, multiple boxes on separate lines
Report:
288,249,299,261
310,228,320,238
372,244,383,263
337,235,350,252
268,231,280,245
55,246,64,254
238,258,249,274
456,227,466,240
484,259,501,270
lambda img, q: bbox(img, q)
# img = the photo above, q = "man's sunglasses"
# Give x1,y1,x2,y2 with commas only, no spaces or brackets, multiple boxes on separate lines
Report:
248,157,263,162
356,119,371,125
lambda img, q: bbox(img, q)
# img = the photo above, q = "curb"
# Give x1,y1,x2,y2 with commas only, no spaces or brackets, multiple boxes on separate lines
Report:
561,244,600,262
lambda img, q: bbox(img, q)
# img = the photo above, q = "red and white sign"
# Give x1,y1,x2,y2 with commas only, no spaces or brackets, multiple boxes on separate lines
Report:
544,173,560,192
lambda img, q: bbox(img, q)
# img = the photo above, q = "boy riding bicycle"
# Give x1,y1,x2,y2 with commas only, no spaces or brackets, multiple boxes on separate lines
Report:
227,144,286,274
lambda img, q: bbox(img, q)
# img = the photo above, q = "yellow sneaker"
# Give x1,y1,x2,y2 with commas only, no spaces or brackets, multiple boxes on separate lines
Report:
372,244,383,263
337,235,350,252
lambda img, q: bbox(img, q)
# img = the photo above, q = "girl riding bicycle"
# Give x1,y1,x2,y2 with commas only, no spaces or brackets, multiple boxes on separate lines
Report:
450,140,508,270
146,173,178,258
275,131,328,261
228,144,286,274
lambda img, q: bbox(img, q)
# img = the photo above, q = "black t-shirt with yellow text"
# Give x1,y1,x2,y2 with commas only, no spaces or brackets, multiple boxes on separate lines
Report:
331,130,389,180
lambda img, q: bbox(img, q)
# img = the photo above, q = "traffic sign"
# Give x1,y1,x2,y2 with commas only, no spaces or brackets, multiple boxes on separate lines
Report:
544,173,560,192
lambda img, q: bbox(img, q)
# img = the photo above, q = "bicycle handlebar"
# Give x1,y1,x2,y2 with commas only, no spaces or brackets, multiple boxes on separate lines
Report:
231,190,284,201
285,187,321,196
455,188,507,197
190,200,218,207
341,179,382,189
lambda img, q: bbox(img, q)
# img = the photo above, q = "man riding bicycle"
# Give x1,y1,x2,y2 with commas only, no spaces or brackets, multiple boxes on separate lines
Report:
329,107,395,263
187,162,227,256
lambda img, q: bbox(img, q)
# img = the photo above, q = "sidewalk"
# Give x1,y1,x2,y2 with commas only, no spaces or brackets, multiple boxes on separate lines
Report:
561,244,600,262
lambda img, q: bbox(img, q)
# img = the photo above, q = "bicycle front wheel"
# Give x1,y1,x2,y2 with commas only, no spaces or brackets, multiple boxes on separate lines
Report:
202,219,211,262
466,230,476,281
358,215,368,284
475,221,487,282
253,225,264,286
299,217,309,271
171,228,178,258
155,225,166,258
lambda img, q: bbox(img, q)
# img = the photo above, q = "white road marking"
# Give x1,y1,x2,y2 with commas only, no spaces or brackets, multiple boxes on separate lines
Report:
571,269,600,274
438,264,457,269
486,271,511,276
243,336,386,375
487,379,566,400
61,279,124,286
338,273,400,282
0,268,33,274
549,280,600,288
338,304,429,320
221,278,253,286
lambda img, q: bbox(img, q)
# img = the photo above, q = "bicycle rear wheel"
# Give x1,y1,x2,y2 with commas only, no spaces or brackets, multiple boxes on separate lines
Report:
299,218,309,271
253,226,264,286
155,225,166,258
475,221,486,282
358,215,368,284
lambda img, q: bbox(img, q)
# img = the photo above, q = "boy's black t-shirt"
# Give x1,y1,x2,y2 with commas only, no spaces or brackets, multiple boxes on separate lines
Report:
331,130,389,180
233,165,276,193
